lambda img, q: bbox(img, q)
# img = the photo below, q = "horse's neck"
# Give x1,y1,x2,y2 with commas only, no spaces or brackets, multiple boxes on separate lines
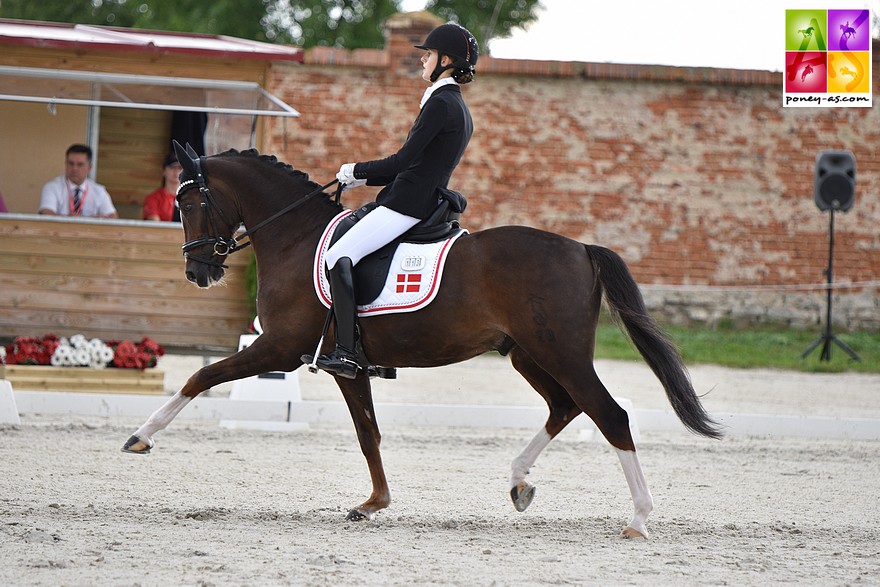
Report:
245,197,339,265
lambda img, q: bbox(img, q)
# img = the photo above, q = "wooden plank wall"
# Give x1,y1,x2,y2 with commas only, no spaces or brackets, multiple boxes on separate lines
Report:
97,108,174,210
0,215,253,354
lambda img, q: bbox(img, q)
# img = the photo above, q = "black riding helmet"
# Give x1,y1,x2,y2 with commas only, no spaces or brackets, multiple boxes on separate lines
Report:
415,23,479,82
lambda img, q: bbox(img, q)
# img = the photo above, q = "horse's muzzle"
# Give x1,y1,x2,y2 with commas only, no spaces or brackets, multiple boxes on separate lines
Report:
186,264,224,288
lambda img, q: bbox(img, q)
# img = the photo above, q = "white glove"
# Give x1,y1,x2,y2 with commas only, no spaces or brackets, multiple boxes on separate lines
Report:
336,163,366,190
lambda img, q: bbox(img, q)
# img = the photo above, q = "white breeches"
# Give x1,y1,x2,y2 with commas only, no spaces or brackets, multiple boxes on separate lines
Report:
325,205,420,269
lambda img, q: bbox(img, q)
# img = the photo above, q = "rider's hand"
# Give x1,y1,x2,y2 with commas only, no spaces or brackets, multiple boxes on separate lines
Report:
336,163,356,183
336,163,366,190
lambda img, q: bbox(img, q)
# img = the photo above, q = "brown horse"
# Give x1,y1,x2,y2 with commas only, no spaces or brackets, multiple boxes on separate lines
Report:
122,145,722,539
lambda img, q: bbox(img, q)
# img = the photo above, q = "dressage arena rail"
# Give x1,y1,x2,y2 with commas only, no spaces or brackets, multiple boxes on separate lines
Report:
2,333,877,442
5,383,879,442
0,214,253,354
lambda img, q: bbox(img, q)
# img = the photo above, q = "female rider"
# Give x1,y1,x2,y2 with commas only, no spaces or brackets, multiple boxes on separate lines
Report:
304,23,478,379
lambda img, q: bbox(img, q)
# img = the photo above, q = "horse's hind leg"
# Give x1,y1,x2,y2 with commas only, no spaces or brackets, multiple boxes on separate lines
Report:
554,362,654,539
335,375,391,521
508,347,582,513
615,448,652,539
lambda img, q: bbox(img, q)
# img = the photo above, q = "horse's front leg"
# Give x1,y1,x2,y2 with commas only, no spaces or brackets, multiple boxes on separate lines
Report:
335,375,390,521
121,341,289,454
121,390,191,453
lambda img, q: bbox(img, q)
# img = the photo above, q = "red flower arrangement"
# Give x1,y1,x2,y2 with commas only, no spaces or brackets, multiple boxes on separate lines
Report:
1,335,60,365
106,337,165,369
2,334,164,370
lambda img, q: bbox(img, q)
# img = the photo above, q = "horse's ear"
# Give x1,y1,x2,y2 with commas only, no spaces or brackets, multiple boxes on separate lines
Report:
173,140,197,176
185,143,199,159
172,140,187,162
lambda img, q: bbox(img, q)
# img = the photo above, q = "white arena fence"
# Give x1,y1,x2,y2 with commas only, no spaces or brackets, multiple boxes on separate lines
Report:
3,336,879,441
4,377,879,442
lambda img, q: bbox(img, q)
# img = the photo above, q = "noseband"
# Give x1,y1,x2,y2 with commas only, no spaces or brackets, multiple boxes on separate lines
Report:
177,156,339,269
177,156,239,268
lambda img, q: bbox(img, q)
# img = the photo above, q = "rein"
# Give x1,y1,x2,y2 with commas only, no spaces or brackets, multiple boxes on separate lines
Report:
177,157,340,268
227,179,342,253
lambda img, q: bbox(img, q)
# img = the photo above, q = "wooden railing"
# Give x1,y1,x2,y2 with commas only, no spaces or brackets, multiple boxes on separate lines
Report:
0,215,253,354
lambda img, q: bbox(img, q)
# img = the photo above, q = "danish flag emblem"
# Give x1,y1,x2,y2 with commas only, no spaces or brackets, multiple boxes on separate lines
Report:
396,273,421,293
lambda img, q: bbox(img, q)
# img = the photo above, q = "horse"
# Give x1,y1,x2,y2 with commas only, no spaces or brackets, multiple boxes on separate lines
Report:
802,63,814,82
122,144,722,539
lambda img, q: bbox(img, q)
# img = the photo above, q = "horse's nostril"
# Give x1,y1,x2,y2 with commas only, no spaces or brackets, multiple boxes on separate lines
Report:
185,271,197,283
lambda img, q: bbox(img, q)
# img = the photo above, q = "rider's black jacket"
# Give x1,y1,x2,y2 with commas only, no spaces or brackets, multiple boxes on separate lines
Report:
352,84,473,220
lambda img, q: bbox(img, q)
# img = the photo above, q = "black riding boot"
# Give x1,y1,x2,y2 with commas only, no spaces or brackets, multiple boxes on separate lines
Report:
314,257,361,379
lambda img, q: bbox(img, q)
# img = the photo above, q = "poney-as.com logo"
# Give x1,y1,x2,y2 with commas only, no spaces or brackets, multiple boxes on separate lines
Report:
784,9,872,107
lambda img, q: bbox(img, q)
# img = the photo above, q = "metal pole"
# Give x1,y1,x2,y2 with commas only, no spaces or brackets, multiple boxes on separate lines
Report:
801,207,861,362
821,209,834,361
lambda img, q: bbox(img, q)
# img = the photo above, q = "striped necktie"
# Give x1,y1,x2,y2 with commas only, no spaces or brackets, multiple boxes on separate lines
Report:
73,187,81,214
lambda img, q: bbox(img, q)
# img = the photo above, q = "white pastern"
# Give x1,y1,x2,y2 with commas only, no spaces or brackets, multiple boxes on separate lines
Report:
132,392,192,445
510,428,552,488
615,448,654,539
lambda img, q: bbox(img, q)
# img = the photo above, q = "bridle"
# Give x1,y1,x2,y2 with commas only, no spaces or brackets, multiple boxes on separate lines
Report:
177,155,340,269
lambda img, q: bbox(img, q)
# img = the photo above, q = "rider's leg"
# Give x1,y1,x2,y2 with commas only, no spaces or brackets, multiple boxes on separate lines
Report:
308,206,420,378
315,256,361,378
325,205,421,268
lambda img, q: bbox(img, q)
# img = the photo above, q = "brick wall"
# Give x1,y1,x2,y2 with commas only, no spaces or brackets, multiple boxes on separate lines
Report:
266,12,879,330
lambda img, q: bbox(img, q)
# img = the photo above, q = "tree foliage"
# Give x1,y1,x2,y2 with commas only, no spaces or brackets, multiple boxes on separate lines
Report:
266,0,400,48
0,0,273,41
424,0,541,52
0,0,540,52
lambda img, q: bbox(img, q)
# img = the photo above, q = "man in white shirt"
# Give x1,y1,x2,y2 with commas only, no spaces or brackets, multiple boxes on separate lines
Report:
39,144,118,218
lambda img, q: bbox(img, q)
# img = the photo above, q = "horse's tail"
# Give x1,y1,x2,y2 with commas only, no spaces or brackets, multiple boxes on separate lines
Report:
586,244,723,439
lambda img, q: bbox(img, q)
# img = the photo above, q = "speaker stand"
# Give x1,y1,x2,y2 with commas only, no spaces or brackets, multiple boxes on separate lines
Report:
801,209,861,362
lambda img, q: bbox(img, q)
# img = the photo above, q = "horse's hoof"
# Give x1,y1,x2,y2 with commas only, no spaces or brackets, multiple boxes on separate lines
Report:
121,435,152,454
345,509,371,521
620,526,649,540
510,482,536,512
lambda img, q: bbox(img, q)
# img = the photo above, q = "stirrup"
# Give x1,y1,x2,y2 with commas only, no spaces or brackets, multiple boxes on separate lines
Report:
301,353,397,379
315,351,362,379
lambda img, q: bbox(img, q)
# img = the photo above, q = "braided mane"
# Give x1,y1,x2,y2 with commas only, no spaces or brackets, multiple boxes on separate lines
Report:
215,148,327,195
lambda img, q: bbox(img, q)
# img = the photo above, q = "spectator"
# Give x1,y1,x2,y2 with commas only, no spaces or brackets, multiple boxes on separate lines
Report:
39,144,118,218
142,152,182,222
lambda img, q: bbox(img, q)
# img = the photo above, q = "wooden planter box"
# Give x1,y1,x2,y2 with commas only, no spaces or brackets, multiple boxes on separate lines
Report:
0,364,165,395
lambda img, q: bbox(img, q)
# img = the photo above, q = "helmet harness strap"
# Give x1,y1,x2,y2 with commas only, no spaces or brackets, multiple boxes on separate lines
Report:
430,54,457,82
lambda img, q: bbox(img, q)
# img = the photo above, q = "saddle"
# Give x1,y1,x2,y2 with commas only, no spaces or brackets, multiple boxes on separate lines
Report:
328,188,466,305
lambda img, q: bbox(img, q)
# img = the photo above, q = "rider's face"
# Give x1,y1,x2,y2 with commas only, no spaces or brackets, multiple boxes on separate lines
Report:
421,50,438,82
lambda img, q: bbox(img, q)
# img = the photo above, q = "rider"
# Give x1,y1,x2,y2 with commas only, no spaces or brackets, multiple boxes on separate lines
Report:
304,22,478,379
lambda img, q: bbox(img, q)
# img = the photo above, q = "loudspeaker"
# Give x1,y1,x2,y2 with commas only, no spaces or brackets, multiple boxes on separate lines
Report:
814,150,855,212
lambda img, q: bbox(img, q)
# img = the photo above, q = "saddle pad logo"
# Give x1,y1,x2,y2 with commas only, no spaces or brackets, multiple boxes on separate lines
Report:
401,255,426,271
313,210,467,317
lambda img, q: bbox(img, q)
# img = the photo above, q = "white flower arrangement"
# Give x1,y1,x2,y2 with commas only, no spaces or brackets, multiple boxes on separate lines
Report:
50,335,115,369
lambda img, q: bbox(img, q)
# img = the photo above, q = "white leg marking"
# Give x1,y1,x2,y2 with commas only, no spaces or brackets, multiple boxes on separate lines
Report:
132,392,192,447
615,448,654,539
511,428,552,488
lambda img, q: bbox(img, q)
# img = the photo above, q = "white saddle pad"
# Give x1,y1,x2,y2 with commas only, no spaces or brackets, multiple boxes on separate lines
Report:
313,210,467,317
